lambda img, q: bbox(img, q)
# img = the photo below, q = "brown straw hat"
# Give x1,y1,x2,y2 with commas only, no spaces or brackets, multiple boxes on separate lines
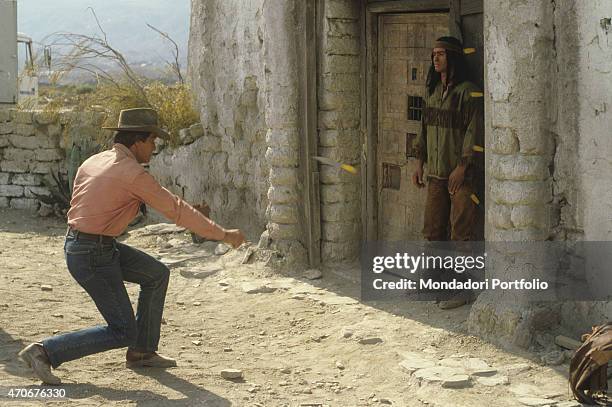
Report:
102,108,170,139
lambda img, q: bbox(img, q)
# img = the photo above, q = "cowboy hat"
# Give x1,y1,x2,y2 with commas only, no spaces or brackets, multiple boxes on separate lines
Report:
102,108,170,139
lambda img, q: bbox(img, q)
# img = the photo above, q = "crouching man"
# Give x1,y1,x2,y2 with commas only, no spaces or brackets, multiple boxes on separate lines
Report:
19,108,245,385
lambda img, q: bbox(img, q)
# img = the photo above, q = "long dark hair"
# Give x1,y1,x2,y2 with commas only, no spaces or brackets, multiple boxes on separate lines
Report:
426,36,470,95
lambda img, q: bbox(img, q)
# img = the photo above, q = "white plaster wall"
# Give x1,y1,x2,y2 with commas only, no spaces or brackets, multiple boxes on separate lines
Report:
183,0,270,238
560,0,612,332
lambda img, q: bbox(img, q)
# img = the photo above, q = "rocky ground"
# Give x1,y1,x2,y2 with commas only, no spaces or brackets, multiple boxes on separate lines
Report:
0,208,592,406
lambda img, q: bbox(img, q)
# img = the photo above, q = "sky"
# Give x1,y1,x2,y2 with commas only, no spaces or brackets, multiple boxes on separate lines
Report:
16,0,190,64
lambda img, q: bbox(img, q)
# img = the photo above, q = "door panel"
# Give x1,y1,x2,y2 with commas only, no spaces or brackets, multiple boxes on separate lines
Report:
377,13,449,241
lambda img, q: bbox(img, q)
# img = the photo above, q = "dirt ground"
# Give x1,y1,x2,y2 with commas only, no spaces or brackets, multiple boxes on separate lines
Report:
0,208,584,406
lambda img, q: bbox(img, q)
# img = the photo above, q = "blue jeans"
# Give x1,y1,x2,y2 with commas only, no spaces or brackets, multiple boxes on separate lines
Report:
42,235,170,368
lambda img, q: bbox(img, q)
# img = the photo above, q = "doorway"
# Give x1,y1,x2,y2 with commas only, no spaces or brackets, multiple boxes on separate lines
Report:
363,0,484,242
377,13,449,241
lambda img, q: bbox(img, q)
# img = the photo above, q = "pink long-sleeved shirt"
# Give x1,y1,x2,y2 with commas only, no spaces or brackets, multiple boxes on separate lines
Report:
67,143,225,240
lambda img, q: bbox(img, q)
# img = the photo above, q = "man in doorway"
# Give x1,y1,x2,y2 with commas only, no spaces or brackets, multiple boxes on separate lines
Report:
411,36,484,308
19,108,245,385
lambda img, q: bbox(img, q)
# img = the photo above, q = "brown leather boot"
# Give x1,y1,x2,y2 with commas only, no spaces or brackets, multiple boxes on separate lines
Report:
126,350,177,368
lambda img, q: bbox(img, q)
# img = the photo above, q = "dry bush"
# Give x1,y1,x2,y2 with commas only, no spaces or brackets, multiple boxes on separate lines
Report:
40,8,198,147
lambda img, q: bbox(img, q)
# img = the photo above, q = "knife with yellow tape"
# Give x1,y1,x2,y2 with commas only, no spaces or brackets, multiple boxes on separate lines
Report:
312,156,358,175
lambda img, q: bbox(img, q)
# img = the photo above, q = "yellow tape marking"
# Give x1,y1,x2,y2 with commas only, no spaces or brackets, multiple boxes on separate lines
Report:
464,48,476,55
470,92,484,98
471,194,480,205
472,145,484,152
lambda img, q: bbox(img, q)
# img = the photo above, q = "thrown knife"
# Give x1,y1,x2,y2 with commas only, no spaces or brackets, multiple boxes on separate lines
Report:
312,156,358,175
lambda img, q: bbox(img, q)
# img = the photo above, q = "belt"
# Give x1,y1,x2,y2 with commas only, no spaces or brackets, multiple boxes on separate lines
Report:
66,227,115,244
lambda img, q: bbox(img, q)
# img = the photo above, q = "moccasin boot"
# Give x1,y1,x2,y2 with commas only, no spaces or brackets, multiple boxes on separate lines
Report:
126,350,177,368
18,343,61,385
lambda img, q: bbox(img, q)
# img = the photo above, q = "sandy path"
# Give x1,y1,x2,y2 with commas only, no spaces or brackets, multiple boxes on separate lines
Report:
0,208,579,406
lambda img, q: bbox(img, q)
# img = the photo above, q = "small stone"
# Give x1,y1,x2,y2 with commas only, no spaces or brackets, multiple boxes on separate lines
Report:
541,351,566,366
477,375,509,387
463,358,497,376
304,269,322,280
279,381,289,386
176,301,185,305
413,366,470,388
341,328,354,338
441,375,471,388
247,387,257,393
220,369,243,380
335,361,345,370
500,363,531,375
242,283,277,294
52,330,60,334
52,313,63,318
291,294,305,300
219,281,230,286
192,340,202,346
280,367,291,374
398,354,437,373
40,285,53,291
241,246,255,264
192,302,202,306
379,399,392,405
188,333,202,337
224,347,233,352
359,337,383,345
516,397,555,406
215,243,230,255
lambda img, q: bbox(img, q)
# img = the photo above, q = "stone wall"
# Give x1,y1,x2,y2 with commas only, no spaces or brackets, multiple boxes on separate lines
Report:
318,0,362,263
186,0,364,264
187,0,308,261
0,109,66,212
469,0,612,345
555,0,612,334
186,0,271,241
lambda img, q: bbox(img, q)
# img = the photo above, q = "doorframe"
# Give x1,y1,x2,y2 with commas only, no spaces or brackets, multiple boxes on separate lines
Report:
361,0,452,242
297,0,321,266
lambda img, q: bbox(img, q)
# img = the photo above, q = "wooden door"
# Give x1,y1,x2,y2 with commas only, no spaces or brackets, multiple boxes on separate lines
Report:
377,13,448,241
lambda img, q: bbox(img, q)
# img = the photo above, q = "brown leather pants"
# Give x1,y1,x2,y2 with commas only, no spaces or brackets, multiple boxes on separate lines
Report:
423,177,477,241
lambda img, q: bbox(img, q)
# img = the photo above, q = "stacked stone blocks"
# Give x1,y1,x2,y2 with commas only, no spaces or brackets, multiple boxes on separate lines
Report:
0,109,66,211
318,0,362,262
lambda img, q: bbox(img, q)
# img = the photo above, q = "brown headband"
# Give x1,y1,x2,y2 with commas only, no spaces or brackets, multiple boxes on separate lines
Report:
434,41,462,54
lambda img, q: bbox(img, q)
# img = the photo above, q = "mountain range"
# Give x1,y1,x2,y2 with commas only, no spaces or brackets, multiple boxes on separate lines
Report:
17,0,190,67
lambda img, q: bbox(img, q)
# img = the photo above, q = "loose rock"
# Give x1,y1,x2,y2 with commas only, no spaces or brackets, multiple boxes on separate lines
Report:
304,269,322,280
413,366,471,388
477,375,509,387
516,397,555,406
341,328,354,338
40,285,53,291
541,351,566,366
220,369,243,380
359,337,383,345
215,244,230,255
500,363,532,375
398,353,437,373
242,283,277,294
